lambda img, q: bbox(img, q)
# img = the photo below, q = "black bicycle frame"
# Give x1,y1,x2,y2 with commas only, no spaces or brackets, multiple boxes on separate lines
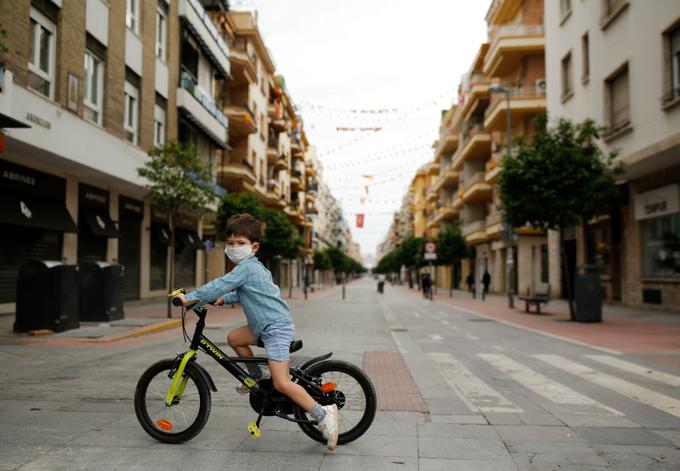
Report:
186,307,324,396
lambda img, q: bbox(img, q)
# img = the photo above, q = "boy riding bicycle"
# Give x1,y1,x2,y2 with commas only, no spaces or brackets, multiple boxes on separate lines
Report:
176,213,339,450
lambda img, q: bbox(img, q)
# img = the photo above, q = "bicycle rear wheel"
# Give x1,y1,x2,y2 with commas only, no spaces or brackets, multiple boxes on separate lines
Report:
134,359,211,444
294,360,377,445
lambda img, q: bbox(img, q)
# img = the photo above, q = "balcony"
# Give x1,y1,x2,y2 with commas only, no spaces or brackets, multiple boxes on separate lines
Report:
290,170,302,190
452,125,491,170
458,74,491,120
426,187,438,203
218,156,256,189
178,0,230,78
484,24,544,76
433,200,459,226
426,162,440,176
462,172,492,203
435,129,459,160
225,102,257,137
485,157,501,183
228,36,256,83
486,211,504,238
177,73,228,146
484,85,546,132
463,220,488,244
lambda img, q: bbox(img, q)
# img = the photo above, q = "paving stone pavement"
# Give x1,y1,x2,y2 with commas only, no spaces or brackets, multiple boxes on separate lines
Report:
0,278,679,470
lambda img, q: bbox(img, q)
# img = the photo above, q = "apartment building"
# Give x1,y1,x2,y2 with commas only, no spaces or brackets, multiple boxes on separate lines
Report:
545,0,680,310
0,0,237,312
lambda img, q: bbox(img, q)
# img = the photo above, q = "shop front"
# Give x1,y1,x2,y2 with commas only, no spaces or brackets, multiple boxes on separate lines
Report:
118,196,144,300
77,184,119,262
0,160,78,305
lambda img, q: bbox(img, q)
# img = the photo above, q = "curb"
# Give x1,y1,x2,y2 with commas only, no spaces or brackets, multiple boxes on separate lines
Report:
79,319,183,343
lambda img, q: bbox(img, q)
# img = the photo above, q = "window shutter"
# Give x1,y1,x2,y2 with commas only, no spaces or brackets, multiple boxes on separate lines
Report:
610,69,629,128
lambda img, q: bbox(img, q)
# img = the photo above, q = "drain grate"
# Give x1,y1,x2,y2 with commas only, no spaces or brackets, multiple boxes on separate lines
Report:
468,318,495,322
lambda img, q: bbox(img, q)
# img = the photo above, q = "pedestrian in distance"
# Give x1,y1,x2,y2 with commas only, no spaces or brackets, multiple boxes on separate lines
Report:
482,270,491,301
175,214,339,450
377,273,386,294
421,272,433,300
466,272,475,299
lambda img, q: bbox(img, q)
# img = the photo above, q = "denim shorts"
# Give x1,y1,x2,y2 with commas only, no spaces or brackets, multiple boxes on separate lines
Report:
259,321,295,362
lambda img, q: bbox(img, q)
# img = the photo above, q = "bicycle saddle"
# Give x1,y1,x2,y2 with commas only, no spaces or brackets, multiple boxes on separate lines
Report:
256,339,303,353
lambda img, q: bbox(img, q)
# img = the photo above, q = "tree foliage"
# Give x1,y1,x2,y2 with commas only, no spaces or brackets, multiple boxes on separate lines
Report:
321,246,364,275
138,140,216,217
499,114,621,231
399,236,426,269
313,250,332,271
436,222,468,264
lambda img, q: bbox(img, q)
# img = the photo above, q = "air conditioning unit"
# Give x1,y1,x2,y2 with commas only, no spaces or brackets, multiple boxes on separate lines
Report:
536,79,547,95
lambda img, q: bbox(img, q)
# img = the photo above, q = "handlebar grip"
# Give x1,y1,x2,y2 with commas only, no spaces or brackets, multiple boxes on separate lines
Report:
171,297,183,307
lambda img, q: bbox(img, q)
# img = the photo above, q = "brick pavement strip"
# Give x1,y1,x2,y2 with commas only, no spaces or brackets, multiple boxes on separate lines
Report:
363,351,428,412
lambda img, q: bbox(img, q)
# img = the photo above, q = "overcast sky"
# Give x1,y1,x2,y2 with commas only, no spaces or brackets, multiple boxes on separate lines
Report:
232,0,489,263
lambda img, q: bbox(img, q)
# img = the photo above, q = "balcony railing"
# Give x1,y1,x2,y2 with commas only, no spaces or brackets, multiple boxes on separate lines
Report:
267,179,280,195
268,133,278,148
486,85,546,118
464,220,486,234
179,72,228,128
488,24,544,46
464,172,485,190
486,211,503,227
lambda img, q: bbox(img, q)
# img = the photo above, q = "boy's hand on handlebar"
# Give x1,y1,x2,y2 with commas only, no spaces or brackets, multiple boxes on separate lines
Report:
213,296,224,306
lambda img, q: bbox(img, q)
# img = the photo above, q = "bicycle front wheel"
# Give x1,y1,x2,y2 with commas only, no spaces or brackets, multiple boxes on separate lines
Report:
294,360,377,445
134,359,211,444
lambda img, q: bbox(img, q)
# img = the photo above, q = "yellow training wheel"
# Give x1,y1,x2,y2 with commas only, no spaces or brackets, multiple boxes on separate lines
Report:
247,422,261,440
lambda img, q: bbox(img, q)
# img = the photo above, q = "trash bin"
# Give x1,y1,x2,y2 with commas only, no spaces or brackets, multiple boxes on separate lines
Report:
574,264,602,323
78,261,124,322
14,261,79,333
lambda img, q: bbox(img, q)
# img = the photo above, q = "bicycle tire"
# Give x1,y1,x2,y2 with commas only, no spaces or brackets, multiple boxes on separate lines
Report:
294,360,377,445
134,359,211,444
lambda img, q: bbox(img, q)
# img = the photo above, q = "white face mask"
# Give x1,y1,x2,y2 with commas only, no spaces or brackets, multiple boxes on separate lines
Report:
225,245,253,264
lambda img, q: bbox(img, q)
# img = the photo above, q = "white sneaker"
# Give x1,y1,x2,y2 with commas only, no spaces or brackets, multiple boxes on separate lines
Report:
316,404,339,450
236,368,270,395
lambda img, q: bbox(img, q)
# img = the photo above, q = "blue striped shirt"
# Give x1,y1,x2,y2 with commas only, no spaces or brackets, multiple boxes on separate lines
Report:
186,256,293,339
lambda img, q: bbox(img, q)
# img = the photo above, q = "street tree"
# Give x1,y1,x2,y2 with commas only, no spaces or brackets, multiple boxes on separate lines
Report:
498,114,621,319
399,236,425,287
138,140,216,318
437,221,469,296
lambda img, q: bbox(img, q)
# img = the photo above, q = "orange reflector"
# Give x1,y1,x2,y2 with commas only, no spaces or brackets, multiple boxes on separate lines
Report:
156,419,173,431
321,382,336,393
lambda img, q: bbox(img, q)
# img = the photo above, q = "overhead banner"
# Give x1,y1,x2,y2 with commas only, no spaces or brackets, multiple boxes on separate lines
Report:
356,214,365,228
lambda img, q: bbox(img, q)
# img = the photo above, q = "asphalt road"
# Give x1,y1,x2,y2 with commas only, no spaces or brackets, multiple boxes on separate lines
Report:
1,278,679,470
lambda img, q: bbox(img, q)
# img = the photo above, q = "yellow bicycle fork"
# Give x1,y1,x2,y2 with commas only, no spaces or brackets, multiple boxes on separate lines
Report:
164,350,196,406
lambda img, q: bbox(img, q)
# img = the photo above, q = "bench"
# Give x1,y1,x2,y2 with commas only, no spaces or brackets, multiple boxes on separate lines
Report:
518,283,550,314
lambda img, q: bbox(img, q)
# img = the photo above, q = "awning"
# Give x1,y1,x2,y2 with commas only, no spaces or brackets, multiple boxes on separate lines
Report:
0,194,77,232
177,230,204,250
81,208,119,237
152,224,171,246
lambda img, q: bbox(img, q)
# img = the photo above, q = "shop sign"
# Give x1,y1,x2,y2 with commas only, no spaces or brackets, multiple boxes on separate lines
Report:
0,159,66,199
79,183,108,208
634,184,680,221
119,195,144,217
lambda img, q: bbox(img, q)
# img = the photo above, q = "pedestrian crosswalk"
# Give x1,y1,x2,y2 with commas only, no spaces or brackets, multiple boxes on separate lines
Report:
428,351,680,421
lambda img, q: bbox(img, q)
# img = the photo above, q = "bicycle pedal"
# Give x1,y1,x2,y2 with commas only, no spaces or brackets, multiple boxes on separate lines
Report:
247,422,261,440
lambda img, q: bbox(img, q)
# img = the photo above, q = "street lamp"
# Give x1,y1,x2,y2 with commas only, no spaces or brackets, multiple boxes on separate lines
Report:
488,84,514,309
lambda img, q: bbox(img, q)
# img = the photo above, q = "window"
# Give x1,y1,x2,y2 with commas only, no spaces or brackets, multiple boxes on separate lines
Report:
540,244,549,283
124,81,139,145
181,39,199,80
28,8,56,98
83,51,104,125
641,214,680,278
126,0,140,34
600,0,629,29
154,105,166,146
561,52,573,100
665,23,680,103
581,32,590,83
606,64,630,132
156,5,167,61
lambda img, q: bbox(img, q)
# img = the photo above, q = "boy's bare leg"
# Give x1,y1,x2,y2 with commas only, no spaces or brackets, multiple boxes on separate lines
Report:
227,325,257,358
268,360,315,411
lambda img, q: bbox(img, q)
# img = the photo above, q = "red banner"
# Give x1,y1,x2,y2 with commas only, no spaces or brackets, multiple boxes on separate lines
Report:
356,214,365,228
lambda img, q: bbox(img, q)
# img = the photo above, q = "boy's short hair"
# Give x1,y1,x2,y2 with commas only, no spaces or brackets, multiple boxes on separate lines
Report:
226,213,262,243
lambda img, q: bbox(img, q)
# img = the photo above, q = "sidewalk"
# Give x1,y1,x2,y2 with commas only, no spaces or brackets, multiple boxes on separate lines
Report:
0,284,340,346
400,285,680,357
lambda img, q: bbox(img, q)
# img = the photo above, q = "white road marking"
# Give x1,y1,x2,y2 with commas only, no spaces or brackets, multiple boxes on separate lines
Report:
586,355,680,388
441,320,449,325
390,332,408,354
479,354,622,416
429,352,523,413
493,345,505,351
438,304,621,355
534,354,680,418
429,334,444,341
413,312,421,318
466,334,479,341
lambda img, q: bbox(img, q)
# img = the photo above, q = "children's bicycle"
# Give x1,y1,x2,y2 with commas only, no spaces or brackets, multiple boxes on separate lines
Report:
134,289,377,445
